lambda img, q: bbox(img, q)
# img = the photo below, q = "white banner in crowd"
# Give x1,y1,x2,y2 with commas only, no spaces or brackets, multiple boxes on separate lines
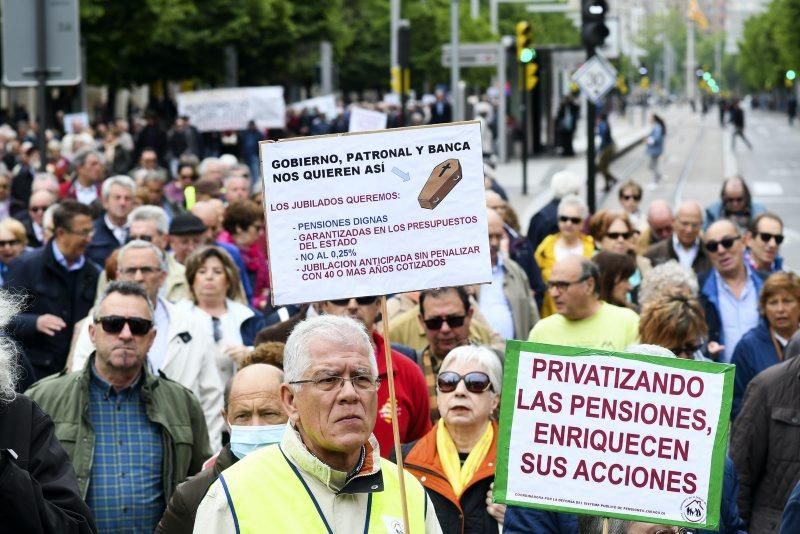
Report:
348,107,387,132
288,94,338,119
495,342,734,531
260,121,492,305
177,86,286,132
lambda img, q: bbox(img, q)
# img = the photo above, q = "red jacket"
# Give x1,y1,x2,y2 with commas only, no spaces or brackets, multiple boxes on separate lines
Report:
403,421,499,534
371,331,431,458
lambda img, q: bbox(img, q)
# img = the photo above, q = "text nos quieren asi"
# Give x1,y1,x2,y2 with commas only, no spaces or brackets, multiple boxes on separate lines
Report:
270,142,471,183
513,357,715,495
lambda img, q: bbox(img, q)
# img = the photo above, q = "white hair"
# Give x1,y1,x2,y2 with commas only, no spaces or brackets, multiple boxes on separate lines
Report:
128,205,169,235
638,260,699,308
141,169,168,185
550,170,581,198
223,174,250,188
440,345,503,395
625,344,676,359
101,174,137,199
0,289,22,404
42,204,57,233
32,173,60,193
558,194,589,220
198,157,222,178
283,315,376,385
117,240,168,272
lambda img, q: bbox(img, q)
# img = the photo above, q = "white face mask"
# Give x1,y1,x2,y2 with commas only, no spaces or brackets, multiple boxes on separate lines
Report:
229,423,286,459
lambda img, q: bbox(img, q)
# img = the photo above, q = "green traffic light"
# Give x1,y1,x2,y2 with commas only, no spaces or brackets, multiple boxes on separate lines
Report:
787,70,797,80
702,72,711,81
520,48,535,63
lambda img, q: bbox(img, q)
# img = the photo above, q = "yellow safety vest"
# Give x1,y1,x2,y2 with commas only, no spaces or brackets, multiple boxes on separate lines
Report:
220,444,427,534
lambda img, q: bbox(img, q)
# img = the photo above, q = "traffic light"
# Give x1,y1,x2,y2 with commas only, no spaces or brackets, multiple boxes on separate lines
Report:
516,21,533,63
525,63,539,91
581,0,609,49
787,70,797,81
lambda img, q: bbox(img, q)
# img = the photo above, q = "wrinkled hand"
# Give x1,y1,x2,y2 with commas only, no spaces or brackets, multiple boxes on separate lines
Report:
707,341,725,358
224,344,252,366
36,314,66,336
486,483,507,525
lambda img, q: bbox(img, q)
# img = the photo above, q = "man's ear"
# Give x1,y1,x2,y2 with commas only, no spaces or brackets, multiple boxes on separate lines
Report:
280,384,301,425
88,322,97,346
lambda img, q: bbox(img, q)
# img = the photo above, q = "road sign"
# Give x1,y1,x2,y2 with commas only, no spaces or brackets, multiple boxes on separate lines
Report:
441,43,500,68
572,53,618,104
2,0,82,86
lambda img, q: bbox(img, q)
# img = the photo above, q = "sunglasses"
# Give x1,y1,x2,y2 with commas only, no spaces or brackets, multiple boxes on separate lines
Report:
606,231,632,240
423,314,467,330
437,371,493,394
757,232,784,245
95,315,154,336
669,342,704,356
620,194,641,201
0,239,19,247
328,296,378,306
724,196,745,204
704,235,740,253
29,205,48,213
127,234,153,243
559,216,582,225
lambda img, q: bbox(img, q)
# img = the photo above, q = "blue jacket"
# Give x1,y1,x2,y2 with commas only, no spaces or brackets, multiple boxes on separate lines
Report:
731,319,780,419
503,508,578,534
502,457,745,534
86,217,125,267
698,266,766,351
645,123,665,157
704,200,766,231
781,480,800,534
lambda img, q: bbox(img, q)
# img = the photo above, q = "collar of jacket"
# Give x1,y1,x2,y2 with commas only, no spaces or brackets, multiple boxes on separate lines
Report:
404,420,498,507
281,422,384,495
75,353,162,399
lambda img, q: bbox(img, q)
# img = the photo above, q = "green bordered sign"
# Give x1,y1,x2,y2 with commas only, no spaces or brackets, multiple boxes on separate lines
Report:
495,341,734,530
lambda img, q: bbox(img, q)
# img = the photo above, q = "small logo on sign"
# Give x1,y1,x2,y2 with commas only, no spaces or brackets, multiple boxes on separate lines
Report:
680,496,707,523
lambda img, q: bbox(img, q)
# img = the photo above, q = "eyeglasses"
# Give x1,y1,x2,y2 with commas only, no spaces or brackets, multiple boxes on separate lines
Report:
0,239,20,247
559,216,582,225
289,375,380,392
66,228,94,238
437,371,493,393
423,314,467,330
704,235,740,253
328,296,378,306
127,234,154,243
29,205,48,213
606,231,632,240
757,232,784,245
724,196,745,204
94,315,154,336
546,275,590,292
669,342,703,357
119,266,160,276
620,194,641,201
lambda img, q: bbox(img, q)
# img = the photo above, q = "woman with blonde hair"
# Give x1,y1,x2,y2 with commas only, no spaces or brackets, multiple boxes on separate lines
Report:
638,288,708,360
0,218,27,285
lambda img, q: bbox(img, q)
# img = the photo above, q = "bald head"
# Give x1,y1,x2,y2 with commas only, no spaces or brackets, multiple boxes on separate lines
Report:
224,363,287,426
191,200,223,243
647,200,673,241
487,209,505,266
674,201,703,247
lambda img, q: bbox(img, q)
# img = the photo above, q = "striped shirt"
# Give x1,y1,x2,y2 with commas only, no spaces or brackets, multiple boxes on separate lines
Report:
87,364,165,532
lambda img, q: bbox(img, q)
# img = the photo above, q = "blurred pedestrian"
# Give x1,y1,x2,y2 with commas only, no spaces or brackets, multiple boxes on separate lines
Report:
705,176,765,232
730,99,753,150
645,114,666,185
596,113,617,192
617,180,645,234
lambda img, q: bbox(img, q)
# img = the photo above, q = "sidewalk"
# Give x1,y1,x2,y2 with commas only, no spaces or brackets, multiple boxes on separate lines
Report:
492,108,651,233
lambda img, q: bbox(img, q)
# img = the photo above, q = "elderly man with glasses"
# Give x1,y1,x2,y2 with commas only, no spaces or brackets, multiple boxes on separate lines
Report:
195,314,442,534
645,201,711,275
699,219,768,363
528,255,639,351
318,295,430,458
26,281,211,533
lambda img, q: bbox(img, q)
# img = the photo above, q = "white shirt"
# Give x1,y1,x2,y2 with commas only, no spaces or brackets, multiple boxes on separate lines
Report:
33,221,44,243
554,240,585,262
672,234,699,269
0,199,10,221
51,241,85,271
103,214,127,245
479,256,515,339
75,182,98,205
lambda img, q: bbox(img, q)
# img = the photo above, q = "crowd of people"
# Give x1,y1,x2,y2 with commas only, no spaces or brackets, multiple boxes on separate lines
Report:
0,98,797,534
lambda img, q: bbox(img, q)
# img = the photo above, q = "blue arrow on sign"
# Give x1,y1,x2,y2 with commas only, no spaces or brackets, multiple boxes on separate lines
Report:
392,167,410,182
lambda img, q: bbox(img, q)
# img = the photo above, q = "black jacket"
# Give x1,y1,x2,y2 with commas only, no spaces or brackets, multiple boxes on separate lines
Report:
5,243,100,379
156,445,238,534
0,394,96,533
14,213,44,248
85,217,124,268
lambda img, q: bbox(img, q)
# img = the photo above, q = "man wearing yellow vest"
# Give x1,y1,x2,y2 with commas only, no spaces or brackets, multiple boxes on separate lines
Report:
194,314,442,533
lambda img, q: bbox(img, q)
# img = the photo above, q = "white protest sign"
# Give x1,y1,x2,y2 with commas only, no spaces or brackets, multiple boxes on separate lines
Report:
177,87,286,132
495,342,734,531
289,94,338,118
63,112,89,135
260,121,491,305
348,107,388,132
